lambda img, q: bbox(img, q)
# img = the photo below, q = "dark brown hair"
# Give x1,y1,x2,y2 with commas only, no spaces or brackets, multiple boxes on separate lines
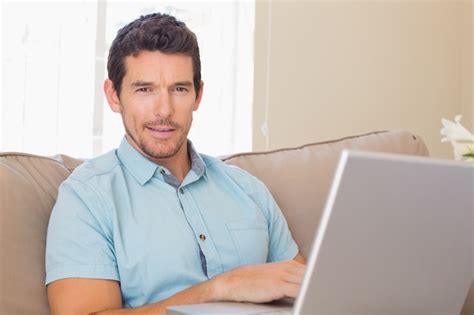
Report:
107,13,201,97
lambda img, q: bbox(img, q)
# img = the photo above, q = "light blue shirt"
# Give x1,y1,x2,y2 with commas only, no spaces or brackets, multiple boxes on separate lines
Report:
45,138,298,308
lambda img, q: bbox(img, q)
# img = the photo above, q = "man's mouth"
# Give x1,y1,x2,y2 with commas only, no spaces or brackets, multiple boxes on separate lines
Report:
147,126,175,132
146,126,177,139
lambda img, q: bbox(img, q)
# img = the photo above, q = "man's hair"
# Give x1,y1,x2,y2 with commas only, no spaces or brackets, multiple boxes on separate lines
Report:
107,13,201,97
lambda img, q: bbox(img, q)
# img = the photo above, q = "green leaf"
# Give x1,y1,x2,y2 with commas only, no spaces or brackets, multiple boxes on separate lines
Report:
462,152,474,158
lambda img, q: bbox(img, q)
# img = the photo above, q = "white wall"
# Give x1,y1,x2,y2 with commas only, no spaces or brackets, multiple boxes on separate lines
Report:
254,0,473,159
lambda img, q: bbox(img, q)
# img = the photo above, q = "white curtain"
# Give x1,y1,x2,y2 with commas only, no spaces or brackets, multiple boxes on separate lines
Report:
1,1,254,158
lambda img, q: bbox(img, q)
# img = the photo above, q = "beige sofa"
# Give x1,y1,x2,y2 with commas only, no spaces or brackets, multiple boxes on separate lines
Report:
0,130,471,314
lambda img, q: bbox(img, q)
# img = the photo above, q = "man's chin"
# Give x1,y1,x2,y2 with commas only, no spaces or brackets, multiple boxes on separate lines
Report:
142,145,180,160
150,152,178,159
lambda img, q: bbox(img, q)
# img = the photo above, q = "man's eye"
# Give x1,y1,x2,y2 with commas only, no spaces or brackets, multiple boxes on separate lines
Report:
175,86,188,93
136,87,151,92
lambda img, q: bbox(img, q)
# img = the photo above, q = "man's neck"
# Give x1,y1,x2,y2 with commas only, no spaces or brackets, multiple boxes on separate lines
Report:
152,145,191,184
125,135,191,184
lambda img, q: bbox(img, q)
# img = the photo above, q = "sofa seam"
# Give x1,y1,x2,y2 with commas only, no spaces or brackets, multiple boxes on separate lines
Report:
221,130,393,161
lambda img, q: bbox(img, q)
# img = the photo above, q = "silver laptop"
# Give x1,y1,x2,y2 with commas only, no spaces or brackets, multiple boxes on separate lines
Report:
167,150,473,315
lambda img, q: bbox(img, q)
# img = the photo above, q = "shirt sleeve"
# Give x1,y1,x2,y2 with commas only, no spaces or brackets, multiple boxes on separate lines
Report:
45,178,119,286
254,180,299,263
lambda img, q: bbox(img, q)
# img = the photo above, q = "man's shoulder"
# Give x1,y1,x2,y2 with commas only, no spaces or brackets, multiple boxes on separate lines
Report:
68,149,121,184
53,150,122,221
201,154,244,174
201,153,263,187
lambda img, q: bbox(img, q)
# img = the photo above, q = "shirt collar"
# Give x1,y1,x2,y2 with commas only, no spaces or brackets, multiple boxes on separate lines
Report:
188,140,206,178
116,137,207,186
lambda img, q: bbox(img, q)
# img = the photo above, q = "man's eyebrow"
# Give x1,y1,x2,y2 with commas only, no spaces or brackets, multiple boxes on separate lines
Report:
131,81,154,87
173,81,193,87
130,81,193,87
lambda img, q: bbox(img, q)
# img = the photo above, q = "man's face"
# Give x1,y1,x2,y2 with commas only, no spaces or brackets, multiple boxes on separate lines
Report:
106,50,203,162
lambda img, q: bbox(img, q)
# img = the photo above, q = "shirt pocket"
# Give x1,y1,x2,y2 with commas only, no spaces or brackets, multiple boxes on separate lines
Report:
226,217,269,266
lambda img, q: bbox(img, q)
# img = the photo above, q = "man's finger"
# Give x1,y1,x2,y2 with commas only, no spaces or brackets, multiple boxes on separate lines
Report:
282,282,300,298
286,263,307,277
283,271,305,285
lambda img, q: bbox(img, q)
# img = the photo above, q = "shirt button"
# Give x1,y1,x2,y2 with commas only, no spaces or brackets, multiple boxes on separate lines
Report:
199,234,206,241
179,188,184,194
160,169,165,175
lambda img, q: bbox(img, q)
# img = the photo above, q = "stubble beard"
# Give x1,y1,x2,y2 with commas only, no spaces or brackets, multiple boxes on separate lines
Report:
124,120,190,160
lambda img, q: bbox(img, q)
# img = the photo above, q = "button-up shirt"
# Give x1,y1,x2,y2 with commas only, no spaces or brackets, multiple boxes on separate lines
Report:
45,137,299,308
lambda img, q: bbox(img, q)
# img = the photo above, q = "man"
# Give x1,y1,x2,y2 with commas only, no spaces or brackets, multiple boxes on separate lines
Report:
45,13,305,315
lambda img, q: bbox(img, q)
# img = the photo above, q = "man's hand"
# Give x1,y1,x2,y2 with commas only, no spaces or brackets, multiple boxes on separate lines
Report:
212,258,307,303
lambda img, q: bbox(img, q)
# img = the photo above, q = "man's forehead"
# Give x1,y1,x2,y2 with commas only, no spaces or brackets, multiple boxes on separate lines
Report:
125,50,192,66
122,50,194,83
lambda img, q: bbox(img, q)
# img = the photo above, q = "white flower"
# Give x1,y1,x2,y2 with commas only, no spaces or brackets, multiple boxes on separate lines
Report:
440,115,474,161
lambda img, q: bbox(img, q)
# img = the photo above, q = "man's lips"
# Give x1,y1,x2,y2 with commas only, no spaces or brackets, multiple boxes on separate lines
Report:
147,126,175,132
146,126,177,139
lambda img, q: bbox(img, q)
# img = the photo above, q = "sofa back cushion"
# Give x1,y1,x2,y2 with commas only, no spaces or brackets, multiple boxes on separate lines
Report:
0,153,72,315
222,130,429,257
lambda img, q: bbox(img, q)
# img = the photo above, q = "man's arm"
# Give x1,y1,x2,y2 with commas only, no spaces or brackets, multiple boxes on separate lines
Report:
47,254,306,315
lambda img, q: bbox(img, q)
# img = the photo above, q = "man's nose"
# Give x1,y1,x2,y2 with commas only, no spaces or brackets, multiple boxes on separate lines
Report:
153,91,174,118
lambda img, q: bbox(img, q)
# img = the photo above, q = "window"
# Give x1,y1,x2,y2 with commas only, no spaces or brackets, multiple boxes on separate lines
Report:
1,1,254,158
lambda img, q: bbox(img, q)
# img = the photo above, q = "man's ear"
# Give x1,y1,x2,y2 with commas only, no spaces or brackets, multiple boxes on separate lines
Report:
104,79,121,113
193,80,204,111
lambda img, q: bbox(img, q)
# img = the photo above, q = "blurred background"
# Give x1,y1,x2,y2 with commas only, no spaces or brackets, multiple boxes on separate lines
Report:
1,0,473,159
2,0,254,157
